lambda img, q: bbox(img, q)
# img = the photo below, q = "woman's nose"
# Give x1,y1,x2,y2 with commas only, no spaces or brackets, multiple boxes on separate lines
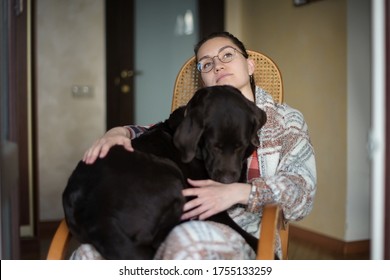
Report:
213,59,224,72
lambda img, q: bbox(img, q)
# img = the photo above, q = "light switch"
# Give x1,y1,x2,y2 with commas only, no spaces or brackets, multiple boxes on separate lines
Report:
72,85,94,97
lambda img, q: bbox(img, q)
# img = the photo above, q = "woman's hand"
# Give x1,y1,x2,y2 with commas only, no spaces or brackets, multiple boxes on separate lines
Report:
181,179,251,221
82,126,134,164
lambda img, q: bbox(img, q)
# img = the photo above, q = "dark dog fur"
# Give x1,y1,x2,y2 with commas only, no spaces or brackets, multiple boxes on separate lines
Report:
63,85,267,259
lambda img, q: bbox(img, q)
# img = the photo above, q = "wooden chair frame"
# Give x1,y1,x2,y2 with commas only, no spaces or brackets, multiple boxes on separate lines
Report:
47,50,289,260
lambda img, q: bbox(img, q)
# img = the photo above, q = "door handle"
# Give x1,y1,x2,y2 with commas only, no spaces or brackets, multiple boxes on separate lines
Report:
114,70,142,94
120,69,143,79
121,70,133,79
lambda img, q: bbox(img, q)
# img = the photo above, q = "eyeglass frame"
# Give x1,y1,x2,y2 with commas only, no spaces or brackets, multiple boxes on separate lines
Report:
196,46,246,73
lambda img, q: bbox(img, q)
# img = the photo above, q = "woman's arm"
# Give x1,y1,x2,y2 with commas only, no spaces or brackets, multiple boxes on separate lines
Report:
82,125,150,164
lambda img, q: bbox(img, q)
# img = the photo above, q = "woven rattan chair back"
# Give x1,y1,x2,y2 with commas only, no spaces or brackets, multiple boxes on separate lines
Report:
171,50,283,111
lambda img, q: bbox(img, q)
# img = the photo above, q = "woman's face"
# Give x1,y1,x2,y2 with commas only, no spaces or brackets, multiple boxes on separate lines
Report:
196,37,255,101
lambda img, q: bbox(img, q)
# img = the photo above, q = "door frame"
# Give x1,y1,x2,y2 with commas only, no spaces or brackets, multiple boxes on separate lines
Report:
384,0,390,260
0,0,39,259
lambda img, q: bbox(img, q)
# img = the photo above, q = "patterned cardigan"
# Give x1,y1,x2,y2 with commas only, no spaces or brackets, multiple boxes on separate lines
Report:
126,87,317,258
228,87,316,257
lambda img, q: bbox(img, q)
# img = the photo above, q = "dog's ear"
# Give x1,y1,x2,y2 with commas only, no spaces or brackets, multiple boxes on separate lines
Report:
250,104,267,147
173,107,204,163
173,88,211,162
167,106,186,131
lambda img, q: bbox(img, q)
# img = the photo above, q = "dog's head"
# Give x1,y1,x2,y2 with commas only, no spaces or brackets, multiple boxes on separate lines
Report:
173,85,267,184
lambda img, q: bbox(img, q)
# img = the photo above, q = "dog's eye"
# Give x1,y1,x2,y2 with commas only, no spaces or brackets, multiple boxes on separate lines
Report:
234,143,243,149
214,143,223,150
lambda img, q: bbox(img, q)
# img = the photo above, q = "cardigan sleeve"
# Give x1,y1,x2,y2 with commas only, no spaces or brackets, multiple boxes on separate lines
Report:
247,105,317,222
124,125,151,139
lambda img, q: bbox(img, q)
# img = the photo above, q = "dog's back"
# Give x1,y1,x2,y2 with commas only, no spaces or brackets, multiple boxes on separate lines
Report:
63,111,188,259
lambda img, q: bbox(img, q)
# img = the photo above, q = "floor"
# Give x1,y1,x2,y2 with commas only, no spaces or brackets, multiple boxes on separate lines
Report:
287,238,369,260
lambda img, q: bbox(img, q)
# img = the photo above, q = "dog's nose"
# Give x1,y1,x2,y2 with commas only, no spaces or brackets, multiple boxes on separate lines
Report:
217,172,239,184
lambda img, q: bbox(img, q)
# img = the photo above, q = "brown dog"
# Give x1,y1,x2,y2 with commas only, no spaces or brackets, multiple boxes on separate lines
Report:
63,85,267,259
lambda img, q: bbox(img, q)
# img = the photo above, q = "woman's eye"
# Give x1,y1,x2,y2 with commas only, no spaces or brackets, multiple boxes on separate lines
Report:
222,52,234,60
203,62,213,70
225,52,233,58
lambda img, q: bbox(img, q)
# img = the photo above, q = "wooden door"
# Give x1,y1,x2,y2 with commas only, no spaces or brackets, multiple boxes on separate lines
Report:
105,0,135,129
198,0,225,39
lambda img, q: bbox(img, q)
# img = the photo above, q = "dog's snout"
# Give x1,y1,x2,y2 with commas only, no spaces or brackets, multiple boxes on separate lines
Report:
212,171,240,184
220,176,236,184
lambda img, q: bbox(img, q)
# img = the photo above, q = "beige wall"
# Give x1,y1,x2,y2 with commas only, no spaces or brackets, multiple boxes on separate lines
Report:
226,0,370,241
246,0,347,240
36,0,105,220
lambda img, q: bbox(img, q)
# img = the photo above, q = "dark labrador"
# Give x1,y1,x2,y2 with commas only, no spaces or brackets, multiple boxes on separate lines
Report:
62,85,267,259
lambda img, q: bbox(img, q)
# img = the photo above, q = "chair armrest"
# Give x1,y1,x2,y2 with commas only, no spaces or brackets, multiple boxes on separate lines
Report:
256,205,289,260
46,219,71,260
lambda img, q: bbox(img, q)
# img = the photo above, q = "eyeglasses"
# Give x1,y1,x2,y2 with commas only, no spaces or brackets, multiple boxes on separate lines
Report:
196,46,245,73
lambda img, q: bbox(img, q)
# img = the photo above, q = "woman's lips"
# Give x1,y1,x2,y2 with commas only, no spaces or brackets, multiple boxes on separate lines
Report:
216,73,232,84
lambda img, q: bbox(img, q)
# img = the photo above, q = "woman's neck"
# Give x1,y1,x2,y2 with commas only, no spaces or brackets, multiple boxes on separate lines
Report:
241,85,255,102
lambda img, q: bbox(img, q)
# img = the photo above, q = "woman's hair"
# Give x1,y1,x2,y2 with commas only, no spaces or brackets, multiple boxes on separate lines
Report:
194,31,256,95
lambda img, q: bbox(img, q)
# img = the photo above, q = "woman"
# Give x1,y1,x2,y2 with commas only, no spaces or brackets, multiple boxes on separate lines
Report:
73,32,317,260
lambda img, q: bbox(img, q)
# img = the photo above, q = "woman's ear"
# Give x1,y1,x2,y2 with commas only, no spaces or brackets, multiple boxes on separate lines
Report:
247,58,255,76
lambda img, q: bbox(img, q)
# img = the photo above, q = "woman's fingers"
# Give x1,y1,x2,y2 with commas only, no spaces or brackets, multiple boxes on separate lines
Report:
181,188,218,220
83,140,101,164
82,131,134,164
187,178,216,187
181,199,216,221
181,179,245,220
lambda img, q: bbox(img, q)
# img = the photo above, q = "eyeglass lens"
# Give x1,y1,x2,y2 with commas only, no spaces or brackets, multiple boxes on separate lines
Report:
197,47,237,73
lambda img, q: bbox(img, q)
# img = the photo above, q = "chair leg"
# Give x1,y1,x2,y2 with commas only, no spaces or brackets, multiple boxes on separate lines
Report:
46,219,71,260
256,205,279,260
